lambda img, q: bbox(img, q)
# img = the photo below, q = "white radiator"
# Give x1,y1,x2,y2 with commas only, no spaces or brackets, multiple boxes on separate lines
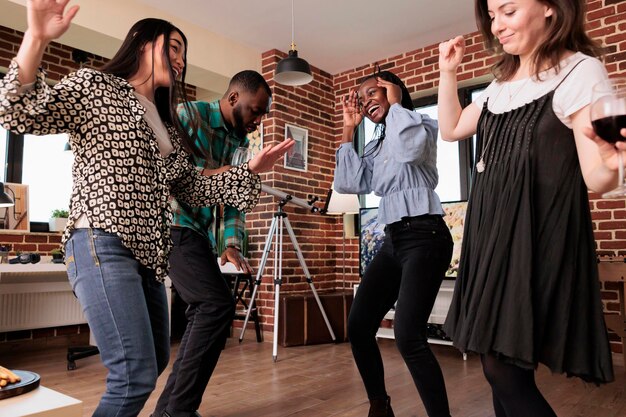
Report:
0,264,86,332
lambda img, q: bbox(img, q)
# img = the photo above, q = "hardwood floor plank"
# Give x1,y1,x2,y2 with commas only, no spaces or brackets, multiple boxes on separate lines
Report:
0,337,623,417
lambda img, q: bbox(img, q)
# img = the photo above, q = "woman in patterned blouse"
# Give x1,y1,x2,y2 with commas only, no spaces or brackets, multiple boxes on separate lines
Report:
0,1,292,416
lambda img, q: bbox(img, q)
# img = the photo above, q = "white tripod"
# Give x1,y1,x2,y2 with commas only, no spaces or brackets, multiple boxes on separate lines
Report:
240,187,336,361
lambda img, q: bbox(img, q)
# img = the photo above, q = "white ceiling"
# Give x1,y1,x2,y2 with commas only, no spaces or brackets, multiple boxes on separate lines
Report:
137,0,478,75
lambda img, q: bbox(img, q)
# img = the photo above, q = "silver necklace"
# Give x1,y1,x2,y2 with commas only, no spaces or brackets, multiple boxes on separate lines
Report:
476,133,493,173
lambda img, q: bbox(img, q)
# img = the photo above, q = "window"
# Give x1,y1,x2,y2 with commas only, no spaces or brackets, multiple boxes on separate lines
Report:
22,134,72,222
361,110,462,204
356,83,489,208
470,88,486,165
362,120,381,208
416,102,461,202
0,70,73,230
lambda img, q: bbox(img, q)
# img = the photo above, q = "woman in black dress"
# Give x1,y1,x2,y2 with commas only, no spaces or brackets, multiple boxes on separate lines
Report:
437,0,616,416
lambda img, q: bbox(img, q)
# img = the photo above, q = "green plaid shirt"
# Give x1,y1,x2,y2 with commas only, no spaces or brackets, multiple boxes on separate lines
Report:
171,100,248,250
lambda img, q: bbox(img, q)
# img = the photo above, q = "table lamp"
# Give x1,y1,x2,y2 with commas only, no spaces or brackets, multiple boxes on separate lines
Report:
324,184,360,289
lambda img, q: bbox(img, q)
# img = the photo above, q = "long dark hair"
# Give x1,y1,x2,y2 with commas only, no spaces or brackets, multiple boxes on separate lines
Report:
100,18,196,155
360,69,413,158
475,0,604,81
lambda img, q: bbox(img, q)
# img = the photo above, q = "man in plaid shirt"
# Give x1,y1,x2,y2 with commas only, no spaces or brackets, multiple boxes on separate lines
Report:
154,71,271,417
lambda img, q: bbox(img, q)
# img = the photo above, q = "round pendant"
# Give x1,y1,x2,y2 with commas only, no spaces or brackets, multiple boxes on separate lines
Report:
476,159,485,173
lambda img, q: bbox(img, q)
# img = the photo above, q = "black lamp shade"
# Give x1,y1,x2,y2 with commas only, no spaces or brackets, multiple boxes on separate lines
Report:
0,182,14,208
275,49,313,86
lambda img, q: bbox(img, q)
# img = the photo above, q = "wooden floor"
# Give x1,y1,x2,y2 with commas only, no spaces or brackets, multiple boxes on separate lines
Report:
1,337,624,417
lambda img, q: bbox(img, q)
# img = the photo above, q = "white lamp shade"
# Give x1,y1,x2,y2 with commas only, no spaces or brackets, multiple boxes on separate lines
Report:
326,184,360,215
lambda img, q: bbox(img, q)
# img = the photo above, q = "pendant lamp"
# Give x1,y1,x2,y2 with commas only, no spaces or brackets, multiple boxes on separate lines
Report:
274,0,313,86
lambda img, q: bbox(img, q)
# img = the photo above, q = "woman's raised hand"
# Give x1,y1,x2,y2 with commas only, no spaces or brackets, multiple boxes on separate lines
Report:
377,78,402,106
247,139,295,174
342,89,363,129
439,35,465,73
26,0,80,42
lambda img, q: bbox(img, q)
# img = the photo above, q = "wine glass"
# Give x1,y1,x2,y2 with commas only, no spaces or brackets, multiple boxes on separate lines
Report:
231,147,254,166
591,78,626,198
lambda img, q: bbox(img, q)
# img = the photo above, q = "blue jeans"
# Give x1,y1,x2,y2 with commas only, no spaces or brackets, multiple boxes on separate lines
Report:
65,228,170,417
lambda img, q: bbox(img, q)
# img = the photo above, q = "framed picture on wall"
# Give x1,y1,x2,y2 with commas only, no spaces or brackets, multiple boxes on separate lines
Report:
0,183,30,232
284,123,308,172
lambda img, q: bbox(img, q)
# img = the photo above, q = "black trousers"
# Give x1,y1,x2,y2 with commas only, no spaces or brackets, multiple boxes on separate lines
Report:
154,227,235,417
348,215,453,417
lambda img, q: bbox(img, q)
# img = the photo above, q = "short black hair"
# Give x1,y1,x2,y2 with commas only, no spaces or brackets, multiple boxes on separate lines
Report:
228,70,272,97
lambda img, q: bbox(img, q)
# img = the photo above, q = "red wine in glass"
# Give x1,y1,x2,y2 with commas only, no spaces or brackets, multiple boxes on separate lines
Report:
591,78,626,198
591,115,626,144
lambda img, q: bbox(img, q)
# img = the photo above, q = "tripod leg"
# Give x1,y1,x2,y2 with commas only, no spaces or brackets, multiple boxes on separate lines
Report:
273,215,284,362
239,215,278,342
283,217,337,342
273,277,281,362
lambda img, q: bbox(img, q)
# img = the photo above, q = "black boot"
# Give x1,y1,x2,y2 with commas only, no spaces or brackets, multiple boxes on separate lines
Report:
368,396,395,417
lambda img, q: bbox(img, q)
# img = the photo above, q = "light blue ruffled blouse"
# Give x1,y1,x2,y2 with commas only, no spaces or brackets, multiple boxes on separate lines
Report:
335,103,445,225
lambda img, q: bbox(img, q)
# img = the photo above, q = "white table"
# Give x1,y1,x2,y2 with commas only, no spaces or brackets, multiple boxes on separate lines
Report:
0,386,82,417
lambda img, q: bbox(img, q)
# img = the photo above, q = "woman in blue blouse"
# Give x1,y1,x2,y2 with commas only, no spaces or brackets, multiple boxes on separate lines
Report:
335,71,453,417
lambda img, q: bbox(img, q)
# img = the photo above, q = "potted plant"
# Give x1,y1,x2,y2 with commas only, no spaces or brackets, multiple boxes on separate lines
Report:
49,209,69,232
50,248,64,264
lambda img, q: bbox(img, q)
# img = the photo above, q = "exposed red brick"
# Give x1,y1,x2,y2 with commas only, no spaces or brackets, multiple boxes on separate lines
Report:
587,6,616,21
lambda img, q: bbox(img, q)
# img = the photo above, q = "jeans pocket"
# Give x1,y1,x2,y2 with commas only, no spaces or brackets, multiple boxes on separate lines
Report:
64,238,78,290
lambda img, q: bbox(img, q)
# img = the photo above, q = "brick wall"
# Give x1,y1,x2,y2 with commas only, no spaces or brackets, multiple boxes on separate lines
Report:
243,50,345,329
330,0,626,354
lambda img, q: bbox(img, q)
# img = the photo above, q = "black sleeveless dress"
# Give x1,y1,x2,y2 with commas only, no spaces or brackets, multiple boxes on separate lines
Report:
443,68,614,384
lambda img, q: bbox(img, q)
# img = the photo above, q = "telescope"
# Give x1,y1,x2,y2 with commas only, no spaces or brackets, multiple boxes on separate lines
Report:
261,184,320,213
242,184,336,358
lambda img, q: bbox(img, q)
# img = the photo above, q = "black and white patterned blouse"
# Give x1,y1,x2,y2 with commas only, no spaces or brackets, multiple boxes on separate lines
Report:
0,60,261,281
